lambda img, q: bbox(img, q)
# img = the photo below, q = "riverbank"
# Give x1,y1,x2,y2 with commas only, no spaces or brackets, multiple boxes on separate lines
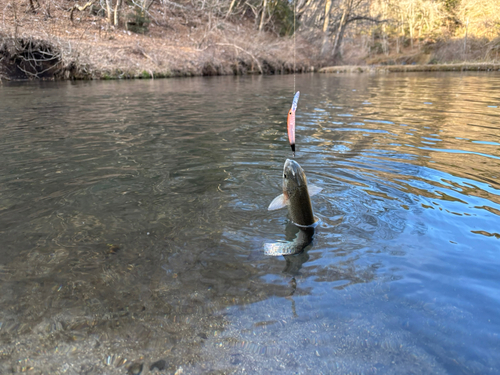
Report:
1,1,499,81
0,1,318,80
319,63,500,74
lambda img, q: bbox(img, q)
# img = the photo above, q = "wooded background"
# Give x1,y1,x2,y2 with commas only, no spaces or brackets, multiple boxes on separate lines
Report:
65,0,500,63
3,0,500,80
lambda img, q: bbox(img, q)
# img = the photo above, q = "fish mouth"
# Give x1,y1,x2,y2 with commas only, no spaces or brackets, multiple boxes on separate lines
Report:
284,159,298,175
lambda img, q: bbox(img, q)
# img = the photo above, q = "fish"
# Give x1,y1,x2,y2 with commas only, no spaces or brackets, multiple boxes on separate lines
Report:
264,225,314,256
287,91,300,155
268,158,322,227
264,159,322,256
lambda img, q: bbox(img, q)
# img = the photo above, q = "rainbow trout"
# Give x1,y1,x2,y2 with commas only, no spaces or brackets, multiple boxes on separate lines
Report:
265,159,322,256
268,159,322,227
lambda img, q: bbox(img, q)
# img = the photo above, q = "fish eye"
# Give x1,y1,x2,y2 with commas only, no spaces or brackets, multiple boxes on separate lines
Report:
283,173,287,178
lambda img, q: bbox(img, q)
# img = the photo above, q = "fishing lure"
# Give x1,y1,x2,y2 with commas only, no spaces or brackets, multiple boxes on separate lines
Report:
287,91,300,156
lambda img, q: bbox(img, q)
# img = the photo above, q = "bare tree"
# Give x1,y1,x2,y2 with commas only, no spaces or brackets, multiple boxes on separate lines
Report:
114,0,123,25
321,0,333,55
258,0,268,31
106,0,113,24
331,0,381,62
332,0,353,61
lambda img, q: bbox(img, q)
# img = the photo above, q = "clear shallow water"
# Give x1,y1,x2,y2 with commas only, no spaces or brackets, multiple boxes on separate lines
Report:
0,73,499,374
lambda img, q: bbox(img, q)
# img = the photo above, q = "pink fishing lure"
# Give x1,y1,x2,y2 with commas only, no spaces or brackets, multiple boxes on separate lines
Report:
287,91,300,155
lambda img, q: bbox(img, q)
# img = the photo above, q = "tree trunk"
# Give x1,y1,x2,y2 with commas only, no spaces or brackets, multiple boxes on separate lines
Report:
114,0,122,26
321,0,333,56
332,0,352,63
400,12,404,52
258,0,268,31
106,0,113,24
409,1,414,49
463,17,469,59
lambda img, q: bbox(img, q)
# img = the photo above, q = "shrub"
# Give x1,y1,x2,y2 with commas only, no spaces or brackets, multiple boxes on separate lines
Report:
127,7,150,34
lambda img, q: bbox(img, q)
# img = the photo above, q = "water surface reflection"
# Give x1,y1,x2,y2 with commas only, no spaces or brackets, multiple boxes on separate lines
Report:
0,73,499,374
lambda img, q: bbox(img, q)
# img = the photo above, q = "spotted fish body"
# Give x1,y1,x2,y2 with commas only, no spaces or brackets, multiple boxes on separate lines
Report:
265,159,322,256
287,91,300,154
268,159,322,227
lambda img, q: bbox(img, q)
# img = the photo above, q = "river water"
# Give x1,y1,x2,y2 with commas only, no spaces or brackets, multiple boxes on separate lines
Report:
0,73,499,374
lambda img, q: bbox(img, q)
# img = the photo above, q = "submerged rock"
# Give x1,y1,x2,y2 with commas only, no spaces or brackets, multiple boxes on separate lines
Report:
150,359,167,371
128,362,143,375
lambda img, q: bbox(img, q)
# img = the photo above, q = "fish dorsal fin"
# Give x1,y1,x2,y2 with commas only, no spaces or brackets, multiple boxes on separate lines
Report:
308,184,323,197
268,194,287,211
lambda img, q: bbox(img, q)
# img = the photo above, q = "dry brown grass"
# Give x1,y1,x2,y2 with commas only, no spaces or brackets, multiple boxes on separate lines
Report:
0,0,319,80
337,33,500,67
431,36,498,63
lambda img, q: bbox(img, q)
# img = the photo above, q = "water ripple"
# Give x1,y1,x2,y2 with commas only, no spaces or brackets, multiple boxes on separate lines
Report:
1,74,500,374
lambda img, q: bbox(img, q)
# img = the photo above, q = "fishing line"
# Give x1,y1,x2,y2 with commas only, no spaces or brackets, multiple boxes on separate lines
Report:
293,0,296,94
286,0,298,157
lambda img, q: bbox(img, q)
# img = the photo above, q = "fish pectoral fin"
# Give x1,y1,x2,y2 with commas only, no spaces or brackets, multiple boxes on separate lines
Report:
308,184,323,197
268,194,287,210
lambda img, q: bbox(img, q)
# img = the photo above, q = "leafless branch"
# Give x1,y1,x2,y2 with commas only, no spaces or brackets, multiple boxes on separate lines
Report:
215,42,262,73
69,1,96,23
347,16,388,24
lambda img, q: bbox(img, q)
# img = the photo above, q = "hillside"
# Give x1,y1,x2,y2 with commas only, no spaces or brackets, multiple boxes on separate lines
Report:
1,0,499,80
0,0,319,80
